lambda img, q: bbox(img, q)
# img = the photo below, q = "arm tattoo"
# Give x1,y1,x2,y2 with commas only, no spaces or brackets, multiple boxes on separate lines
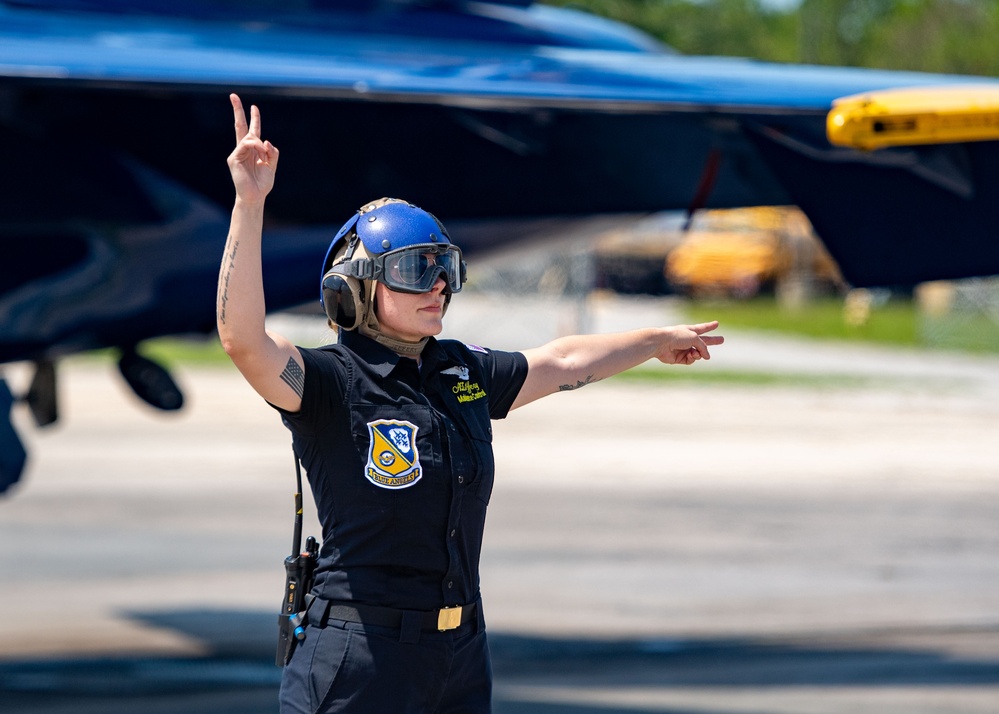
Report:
216,237,239,325
279,357,305,398
558,375,597,392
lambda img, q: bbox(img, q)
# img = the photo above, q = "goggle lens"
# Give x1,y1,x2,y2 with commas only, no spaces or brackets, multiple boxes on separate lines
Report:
381,245,463,293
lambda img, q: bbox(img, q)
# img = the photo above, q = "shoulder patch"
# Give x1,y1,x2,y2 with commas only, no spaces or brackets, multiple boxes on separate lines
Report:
365,419,422,489
465,344,488,354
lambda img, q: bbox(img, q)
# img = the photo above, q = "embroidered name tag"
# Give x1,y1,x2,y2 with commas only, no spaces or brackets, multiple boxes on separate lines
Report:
452,380,487,403
442,364,486,403
365,419,422,489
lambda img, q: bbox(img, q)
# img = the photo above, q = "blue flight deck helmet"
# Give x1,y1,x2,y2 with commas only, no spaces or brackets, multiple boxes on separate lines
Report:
320,198,466,350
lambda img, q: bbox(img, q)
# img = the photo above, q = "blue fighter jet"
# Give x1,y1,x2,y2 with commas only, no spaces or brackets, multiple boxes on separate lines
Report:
2,0,999,493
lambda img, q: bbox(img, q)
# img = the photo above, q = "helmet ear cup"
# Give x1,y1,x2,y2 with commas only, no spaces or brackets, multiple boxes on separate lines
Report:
321,270,366,330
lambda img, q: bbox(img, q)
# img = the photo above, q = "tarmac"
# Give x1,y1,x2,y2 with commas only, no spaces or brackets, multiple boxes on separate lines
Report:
2,294,998,713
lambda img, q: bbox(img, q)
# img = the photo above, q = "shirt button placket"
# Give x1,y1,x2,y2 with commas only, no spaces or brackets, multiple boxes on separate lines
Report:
442,415,466,603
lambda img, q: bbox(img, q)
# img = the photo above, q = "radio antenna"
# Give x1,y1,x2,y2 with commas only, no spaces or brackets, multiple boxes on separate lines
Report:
291,445,304,558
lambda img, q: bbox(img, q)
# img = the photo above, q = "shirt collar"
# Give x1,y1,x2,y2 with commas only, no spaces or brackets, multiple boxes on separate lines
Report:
420,337,448,371
339,329,398,377
340,330,446,378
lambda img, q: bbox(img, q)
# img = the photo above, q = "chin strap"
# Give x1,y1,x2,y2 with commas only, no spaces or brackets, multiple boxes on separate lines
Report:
351,279,451,358
358,323,428,356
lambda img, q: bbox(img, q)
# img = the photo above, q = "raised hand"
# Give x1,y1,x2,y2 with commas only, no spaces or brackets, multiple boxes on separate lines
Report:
227,93,279,204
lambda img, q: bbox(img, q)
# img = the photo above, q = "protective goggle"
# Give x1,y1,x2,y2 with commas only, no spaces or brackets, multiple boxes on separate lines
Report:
327,243,466,294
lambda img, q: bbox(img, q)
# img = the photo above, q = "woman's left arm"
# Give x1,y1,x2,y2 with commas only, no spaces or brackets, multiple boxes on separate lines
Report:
510,321,723,410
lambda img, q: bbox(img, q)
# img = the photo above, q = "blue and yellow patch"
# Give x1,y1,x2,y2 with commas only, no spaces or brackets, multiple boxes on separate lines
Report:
365,419,421,489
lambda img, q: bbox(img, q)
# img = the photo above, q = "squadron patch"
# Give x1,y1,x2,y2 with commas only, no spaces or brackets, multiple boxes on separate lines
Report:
365,419,421,489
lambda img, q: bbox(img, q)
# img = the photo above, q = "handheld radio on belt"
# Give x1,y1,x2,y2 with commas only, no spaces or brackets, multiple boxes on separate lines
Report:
276,447,320,667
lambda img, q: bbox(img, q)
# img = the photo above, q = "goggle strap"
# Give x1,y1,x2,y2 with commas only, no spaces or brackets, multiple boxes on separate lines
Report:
343,233,360,261
332,258,379,280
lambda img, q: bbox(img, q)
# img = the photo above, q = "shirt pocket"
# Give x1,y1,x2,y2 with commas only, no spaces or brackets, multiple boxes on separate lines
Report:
451,398,495,505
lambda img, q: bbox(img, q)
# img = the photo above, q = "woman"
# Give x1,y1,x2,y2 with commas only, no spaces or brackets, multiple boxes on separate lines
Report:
218,94,723,714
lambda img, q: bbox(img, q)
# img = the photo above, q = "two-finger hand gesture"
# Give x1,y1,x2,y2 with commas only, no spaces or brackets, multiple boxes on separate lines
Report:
655,321,724,366
227,93,279,204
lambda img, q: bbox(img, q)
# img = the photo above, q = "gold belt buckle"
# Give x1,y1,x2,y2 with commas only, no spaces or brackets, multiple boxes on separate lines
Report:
437,605,463,631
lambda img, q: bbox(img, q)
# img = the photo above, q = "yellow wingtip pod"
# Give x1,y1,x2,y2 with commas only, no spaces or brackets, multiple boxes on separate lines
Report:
826,84,999,150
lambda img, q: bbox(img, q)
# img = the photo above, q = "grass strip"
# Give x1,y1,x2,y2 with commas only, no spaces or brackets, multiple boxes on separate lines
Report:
612,367,879,390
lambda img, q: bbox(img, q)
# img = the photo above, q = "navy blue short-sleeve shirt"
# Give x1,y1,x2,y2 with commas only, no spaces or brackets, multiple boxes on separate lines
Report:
276,330,528,612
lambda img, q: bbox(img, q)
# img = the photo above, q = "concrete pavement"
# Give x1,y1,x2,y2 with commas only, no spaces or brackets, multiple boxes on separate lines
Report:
2,295,998,713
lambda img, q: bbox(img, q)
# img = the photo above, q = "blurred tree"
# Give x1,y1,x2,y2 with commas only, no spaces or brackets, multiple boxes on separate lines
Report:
799,0,999,73
545,0,999,75
548,0,800,62
798,0,892,66
861,0,999,75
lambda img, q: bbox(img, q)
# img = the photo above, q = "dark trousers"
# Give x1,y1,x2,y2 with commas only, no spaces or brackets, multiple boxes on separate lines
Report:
279,605,491,713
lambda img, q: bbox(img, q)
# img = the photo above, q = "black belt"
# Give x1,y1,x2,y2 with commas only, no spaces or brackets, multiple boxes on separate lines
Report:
316,598,478,633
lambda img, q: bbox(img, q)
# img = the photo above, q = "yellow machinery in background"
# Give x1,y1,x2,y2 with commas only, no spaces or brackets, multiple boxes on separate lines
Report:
664,207,842,299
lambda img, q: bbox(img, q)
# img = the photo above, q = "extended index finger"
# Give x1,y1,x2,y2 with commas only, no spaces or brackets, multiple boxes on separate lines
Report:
689,320,720,335
230,93,248,143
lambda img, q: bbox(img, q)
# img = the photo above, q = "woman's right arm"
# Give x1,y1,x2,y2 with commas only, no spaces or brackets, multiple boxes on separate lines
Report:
216,94,304,412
